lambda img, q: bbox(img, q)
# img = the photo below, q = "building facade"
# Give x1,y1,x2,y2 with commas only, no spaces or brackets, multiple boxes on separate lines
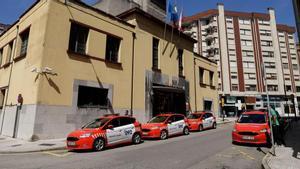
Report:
183,4,300,117
0,23,10,35
0,0,217,140
293,0,300,41
93,0,166,21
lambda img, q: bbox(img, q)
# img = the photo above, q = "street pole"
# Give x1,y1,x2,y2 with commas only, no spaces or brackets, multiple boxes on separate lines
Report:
262,63,275,155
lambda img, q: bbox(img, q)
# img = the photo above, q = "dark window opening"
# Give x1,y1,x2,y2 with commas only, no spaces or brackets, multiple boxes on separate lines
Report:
69,23,89,54
0,89,5,109
152,38,159,69
204,100,213,111
209,71,214,86
105,35,121,63
77,86,108,108
20,28,30,56
178,49,183,76
199,68,204,84
0,48,3,66
6,41,14,64
151,0,166,11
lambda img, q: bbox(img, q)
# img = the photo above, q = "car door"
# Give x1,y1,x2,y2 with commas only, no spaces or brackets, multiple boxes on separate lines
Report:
106,118,123,145
167,116,177,135
206,113,214,128
173,115,185,134
202,114,210,129
119,117,136,142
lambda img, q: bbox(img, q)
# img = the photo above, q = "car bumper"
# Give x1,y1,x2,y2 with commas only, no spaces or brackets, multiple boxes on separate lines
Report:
188,123,199,131
66,138,94,150
142,129,161,139
232,132,268,144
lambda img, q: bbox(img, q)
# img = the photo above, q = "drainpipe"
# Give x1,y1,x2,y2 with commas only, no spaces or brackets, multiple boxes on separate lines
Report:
0,25,20,134
193,57,197,111
130,32,136,116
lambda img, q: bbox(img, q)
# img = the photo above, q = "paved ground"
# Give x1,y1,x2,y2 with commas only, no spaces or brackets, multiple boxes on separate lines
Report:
0,123,269,169
265,121,300,169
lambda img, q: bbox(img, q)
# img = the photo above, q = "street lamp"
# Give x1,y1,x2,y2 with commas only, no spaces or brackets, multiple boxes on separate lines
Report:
262,63,275,155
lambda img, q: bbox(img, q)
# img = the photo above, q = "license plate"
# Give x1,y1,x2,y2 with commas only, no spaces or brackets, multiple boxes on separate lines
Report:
142,132,148,135
242,136,254,140
67,141,76,146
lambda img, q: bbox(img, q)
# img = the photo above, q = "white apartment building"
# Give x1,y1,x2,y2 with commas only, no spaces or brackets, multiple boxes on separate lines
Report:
93,0,166,21
183,4,300,117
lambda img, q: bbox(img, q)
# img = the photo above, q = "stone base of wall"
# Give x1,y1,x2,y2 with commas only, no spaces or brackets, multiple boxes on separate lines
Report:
0,104,147,140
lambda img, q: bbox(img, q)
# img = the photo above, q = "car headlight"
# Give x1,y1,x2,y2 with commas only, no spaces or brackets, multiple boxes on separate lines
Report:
151,126,160,130
79,133,92,138
260,129,267,133
232,129,237,132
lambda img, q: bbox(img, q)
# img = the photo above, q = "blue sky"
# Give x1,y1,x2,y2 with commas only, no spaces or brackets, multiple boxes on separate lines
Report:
0,0,296,28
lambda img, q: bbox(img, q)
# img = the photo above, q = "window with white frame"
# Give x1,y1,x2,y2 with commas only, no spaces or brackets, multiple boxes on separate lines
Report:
245,84,257,91
264,62,276,69
244,73,256,80
242,50,254,57
259,29,271,36
231,72,238,79
266,73,277,80
240,29,251,36
258,20,270,26
239,19,251,25
232,84,239,91
262,51,274,58
227,28,234,34
261,40,273,47
241,40,253,46
230,60,237,67
243,61,255,68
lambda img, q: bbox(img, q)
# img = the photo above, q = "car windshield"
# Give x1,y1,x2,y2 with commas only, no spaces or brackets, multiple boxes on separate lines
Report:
238,114,266,124
148,116,168,123
82,118,110,129
187,114,202,119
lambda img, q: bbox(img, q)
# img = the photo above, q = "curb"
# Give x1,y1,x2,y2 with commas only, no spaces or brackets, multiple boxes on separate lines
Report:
217,121,234,125
0,146,66,154
262,149,273,169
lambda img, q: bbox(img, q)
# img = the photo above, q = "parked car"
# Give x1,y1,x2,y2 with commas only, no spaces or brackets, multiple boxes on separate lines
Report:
66,115,142,151
141,114,189,140
187,111,217,131
232,111,271,145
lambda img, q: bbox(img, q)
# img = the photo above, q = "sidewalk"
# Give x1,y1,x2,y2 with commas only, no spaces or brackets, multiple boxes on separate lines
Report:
262,121,300,169
0,136,66,154
216,117,237,125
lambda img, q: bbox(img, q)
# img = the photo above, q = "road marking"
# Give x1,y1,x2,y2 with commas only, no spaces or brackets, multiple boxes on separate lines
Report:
42,150,71,158
232,147,255,160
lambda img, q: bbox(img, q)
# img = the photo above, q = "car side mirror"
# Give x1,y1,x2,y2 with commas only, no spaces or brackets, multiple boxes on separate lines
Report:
107,125,114,130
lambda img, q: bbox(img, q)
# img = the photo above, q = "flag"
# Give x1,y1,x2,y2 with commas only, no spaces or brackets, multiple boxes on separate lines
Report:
166,0,179,24
178,8,183,31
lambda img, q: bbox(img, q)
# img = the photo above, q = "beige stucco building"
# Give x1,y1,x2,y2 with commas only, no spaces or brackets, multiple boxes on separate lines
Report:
0,0,217,140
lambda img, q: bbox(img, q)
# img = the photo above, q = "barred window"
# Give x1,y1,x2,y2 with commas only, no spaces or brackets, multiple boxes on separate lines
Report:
68,23,89,54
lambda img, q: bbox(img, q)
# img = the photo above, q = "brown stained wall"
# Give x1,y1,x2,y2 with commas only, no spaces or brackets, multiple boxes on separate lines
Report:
233,17,245,92
285,32,296,92
253,18,264,92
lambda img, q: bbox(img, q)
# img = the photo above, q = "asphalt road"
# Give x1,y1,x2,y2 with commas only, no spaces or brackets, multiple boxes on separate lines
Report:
0,123,269,169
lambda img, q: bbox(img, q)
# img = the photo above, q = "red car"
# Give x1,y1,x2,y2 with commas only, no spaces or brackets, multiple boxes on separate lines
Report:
232,111,271,145
187,112,217,131
141,114,189,140
66,115,142,151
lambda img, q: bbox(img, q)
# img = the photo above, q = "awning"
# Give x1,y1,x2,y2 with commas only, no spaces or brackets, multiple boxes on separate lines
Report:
152,86,185,93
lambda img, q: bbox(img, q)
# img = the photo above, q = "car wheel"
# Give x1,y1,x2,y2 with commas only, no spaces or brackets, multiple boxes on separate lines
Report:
183,127,189,135
213,122,217,129
199,124,203,131
132,133,142,144
160,130,168,140
93,138,105,151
